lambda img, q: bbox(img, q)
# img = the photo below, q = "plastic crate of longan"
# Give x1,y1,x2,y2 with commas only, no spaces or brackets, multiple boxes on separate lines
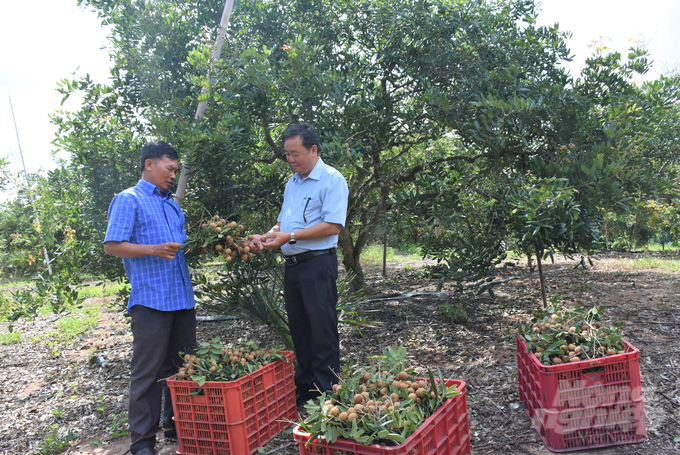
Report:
167,350,296,455
516,335,647,452
293,379,471,455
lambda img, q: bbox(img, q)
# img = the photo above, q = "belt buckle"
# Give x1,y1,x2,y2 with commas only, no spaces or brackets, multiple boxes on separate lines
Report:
291,256,298,265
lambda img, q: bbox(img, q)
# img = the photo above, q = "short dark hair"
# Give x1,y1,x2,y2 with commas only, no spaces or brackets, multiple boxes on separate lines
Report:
282,123,321,152
139,141,179,170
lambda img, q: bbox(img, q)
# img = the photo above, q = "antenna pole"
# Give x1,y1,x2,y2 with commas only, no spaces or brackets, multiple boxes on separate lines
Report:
9,96,53,276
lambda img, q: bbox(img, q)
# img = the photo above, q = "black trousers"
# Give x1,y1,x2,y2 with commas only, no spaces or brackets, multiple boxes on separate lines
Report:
129,306,196,452
284,252,339,397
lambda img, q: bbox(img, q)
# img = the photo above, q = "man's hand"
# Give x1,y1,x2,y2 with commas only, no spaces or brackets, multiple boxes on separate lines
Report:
151,242,183,260
261,231,291,250
104,240,184,259
248,234,266,252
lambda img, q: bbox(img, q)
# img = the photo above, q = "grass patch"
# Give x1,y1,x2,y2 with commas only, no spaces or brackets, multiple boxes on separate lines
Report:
637,243,679,252
342,244,422,266
31,303,102,346
617,257,680,273
0,280,30,290
77,281,129,299
0,331,24,344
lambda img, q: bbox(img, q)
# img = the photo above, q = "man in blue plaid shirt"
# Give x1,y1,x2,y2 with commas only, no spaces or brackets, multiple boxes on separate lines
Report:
104,141,195,455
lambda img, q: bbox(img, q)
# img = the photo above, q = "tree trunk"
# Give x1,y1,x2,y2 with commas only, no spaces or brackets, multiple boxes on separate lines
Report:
627,214,639,253
382,227,387,277
339,229,365,291
535,247,548,309
526,245,534,275
605,218,610,250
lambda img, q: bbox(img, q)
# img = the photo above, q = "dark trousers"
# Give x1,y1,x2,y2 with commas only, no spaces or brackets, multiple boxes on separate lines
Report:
284,253,339,397
129,306,196,452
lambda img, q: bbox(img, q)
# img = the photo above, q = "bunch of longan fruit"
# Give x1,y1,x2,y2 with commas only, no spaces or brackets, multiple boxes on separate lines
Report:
174,345,277,383
185,215,258,263
523,307,625,365
312,369,446,426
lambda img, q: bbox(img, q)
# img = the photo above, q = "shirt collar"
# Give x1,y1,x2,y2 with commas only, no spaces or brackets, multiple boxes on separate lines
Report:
137,179,173,199
293,158,325,182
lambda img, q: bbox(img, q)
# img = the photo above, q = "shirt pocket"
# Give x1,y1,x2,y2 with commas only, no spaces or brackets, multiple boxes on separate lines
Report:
163,202,185,242
300,196,322,224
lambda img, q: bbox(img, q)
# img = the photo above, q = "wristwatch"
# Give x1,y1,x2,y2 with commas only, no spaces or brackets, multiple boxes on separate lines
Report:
288,231,297,245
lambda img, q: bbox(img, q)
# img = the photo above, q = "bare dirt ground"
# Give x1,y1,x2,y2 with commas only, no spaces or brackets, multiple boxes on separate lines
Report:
0,253,678,455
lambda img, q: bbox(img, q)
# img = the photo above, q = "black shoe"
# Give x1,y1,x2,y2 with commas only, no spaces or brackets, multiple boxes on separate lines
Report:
132,446,156,455
164,428,177,442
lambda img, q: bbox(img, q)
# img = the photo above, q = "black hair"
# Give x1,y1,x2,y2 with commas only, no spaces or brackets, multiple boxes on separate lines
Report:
282,123,321,152
139,141,179,171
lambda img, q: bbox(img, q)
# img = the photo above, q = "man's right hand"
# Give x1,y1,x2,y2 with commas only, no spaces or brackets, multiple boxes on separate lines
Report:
151,242,183,260
248,234,265,252
104,240,183,259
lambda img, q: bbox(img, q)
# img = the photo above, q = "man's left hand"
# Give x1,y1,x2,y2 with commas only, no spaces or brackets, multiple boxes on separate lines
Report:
261,231,291,250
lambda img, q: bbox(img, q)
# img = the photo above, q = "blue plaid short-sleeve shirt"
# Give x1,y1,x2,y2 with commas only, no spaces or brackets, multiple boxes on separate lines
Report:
104,179,195,312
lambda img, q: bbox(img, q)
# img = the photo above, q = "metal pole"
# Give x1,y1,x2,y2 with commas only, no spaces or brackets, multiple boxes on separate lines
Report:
175,0,235,207
8,96,53,275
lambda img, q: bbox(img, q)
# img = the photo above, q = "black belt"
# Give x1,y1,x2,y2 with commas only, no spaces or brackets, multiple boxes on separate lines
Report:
285,248,336,266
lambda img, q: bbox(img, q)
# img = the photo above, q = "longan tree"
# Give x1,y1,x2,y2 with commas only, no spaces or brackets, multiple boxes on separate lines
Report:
55,0,578,289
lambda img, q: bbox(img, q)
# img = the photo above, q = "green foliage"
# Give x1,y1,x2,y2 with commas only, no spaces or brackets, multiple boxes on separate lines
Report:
37,424,77,454
0,167,117,279
299,344,460,446
0,331,24,345
109,412,129,438
504,177,592,255
437,301,468,324
422,229,507,296
2,270,87,333
0,156,8,192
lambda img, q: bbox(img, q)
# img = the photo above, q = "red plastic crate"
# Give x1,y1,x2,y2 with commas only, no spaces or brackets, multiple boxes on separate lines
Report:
167,350,297,455
293,379,471,455
516,335,647,452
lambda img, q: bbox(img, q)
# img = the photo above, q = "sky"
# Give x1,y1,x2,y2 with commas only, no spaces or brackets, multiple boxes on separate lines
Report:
1,0,679,187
